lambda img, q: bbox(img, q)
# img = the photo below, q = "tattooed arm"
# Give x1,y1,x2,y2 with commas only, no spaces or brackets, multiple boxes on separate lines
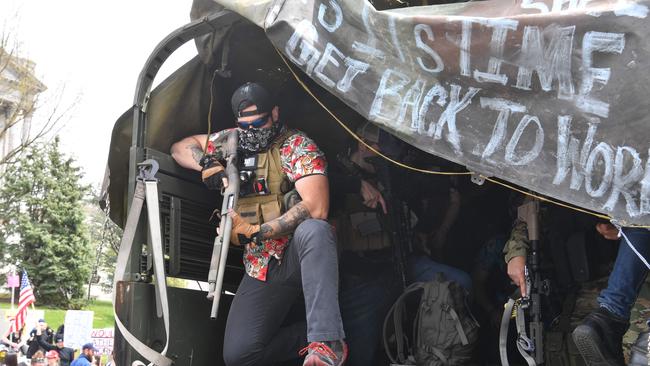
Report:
170,134,210,171
258,174,330,239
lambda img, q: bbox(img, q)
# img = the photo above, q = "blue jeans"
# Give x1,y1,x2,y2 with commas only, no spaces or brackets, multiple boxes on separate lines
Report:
597,228,650,320
408,255,473,292
339,250,398,366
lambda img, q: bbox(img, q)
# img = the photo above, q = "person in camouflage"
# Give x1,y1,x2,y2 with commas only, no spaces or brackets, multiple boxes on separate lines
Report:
504,218,531,296
505,215,650,366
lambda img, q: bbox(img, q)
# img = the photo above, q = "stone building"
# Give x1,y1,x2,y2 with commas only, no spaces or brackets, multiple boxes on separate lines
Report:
0,47,46,169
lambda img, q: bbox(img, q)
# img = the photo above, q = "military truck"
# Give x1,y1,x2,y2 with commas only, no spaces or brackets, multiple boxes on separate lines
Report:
103,0,650,364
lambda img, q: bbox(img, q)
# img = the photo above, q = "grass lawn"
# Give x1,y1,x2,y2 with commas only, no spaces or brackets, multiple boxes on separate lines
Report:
0,300,115,329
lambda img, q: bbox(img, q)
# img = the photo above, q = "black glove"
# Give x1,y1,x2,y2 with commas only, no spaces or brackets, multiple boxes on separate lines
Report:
199,154,227,190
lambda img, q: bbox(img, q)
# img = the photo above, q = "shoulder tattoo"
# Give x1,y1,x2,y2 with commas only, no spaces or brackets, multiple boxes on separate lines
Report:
189,145,204,164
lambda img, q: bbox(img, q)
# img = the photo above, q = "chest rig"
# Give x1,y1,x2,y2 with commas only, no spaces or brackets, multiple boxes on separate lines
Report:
339,190,392,252
236,129,295,226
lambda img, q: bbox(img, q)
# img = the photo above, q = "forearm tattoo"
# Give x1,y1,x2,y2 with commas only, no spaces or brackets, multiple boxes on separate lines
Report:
190,145,204,164
259,202,312,239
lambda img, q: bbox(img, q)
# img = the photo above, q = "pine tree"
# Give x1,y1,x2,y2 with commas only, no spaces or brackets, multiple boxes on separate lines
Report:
0,137,92,308
84,191,120,295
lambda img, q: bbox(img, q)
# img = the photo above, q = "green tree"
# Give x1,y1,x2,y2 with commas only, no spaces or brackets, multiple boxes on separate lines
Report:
84,192,120,295
0,137,91,308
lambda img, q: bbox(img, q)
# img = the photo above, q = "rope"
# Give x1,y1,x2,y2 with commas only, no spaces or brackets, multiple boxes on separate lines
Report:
483,176,612,221
616,226,650,269
203,68,221,154
272,46,650,228
274,48,470,177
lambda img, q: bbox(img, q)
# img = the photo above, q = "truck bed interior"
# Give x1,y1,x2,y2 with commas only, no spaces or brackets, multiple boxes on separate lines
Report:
103,3,632,365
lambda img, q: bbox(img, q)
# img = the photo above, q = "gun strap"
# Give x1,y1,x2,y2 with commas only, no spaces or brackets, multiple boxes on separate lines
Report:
499,299,537,366
113,179,172,366
515,305,537,366
499,298,515,366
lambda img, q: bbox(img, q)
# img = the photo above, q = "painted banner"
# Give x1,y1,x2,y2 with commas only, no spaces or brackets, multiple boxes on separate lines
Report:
208,0,650,225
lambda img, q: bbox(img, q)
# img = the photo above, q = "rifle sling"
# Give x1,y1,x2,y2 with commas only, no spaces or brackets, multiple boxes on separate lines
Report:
499,298,537,366
499,298,515,366
516,304,538,366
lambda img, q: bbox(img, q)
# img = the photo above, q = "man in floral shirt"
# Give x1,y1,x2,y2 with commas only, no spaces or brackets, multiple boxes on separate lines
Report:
171,82,347,366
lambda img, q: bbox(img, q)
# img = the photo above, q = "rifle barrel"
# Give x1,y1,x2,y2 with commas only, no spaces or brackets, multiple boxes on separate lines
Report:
207,130,240,319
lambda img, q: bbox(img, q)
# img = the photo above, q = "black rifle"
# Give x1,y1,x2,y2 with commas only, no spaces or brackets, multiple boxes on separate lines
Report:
366,156,410,290
337,153,410,289
518,199,548,365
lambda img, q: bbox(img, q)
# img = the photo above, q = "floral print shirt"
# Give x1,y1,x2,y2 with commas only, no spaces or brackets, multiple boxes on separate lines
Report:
206,128,327,281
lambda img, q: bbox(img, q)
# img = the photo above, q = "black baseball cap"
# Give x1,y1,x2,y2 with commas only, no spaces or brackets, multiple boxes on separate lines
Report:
231,82,273,118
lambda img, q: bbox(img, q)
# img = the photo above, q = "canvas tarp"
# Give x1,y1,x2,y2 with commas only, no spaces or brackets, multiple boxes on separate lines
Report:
196,0,650,226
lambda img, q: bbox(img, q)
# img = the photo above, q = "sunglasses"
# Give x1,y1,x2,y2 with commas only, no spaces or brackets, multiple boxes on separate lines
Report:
236,114,269,130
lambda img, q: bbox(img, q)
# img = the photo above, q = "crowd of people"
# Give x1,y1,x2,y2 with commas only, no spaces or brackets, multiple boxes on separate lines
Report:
0,320,113,366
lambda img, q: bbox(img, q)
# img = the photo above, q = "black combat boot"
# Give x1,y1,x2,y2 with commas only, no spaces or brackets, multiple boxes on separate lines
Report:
629,330,649,366
572,307,629,366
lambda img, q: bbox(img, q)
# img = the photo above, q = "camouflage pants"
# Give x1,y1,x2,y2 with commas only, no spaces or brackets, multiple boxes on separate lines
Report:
623,277,650,362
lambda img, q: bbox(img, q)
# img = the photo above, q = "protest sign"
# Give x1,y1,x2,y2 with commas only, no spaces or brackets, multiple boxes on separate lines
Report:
64,310,94,349
90,328,114,355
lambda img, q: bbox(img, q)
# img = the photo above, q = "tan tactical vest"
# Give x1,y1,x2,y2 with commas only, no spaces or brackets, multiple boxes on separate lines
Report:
236,129,295,225
338,192,392,252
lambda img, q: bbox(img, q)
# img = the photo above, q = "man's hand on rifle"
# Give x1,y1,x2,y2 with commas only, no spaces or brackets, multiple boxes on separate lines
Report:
507,255,527,297
200,154,228,190
228,209,261,246
360,179,387,214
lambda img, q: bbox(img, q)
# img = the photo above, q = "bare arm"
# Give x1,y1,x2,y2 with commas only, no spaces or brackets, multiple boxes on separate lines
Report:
1,335,17,348
440,188,461,233
431,188,461,252
170,134,209,171
15,336,26,348
258,174,329,239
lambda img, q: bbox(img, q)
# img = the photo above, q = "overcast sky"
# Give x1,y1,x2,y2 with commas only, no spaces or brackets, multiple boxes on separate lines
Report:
0,0,197,188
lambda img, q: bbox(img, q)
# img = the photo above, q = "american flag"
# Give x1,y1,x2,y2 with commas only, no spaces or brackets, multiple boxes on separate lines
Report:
4,270,36,337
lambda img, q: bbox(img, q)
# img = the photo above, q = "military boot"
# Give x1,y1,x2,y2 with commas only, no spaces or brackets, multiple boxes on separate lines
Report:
629,330,650,366
572,307,629,366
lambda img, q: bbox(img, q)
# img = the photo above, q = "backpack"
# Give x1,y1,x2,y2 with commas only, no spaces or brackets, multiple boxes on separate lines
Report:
383,275,479,365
